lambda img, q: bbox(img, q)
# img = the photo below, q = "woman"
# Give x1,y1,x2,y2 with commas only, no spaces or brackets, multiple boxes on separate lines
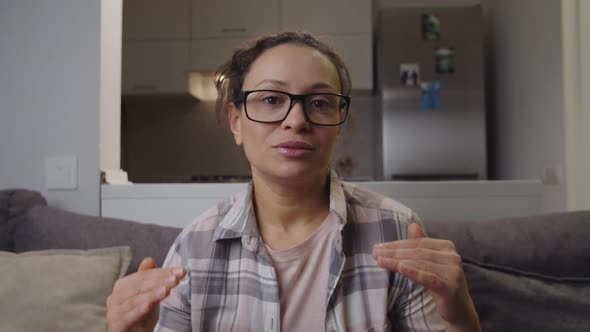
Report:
106,31,480,332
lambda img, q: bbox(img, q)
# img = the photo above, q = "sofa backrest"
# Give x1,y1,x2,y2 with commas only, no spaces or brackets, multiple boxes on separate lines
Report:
0,189,47,251
13,205,181,275
425,211,590,279
425,213,590,332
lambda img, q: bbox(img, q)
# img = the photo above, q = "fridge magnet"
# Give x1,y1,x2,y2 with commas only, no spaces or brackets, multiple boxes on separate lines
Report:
421,14,441,41
400,63,421,86
421,81,441,109
435,47,455,74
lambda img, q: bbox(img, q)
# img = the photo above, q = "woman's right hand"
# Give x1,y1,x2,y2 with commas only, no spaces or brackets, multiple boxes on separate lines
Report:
106,257,187,332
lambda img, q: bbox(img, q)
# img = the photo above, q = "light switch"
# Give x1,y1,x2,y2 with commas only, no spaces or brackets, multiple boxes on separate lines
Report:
45,156,78,190
541,164,563,186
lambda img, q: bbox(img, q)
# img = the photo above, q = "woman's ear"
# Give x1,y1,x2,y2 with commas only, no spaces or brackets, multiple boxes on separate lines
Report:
228,103,243,146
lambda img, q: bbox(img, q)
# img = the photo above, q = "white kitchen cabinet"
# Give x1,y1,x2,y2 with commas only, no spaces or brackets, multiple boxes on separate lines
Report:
189,35,373,90
122,40,190,95
318,34,373,91
191,0,279,38
123,0,191,40
279,0,373,91
190,38,249,71
279,0,371,34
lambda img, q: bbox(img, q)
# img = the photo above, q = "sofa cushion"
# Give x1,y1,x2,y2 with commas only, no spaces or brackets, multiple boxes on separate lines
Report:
13,205,181,274
0,189,47,251
463,259,590,332
0,247,131,332
425,211,590,278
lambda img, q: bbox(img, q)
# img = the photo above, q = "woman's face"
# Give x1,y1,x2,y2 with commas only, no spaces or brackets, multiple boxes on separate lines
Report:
229,44,343,183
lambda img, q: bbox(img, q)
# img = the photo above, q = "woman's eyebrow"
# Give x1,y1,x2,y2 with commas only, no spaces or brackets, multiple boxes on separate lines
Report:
253,80,336,91
254,79,288,88
308,82,336,91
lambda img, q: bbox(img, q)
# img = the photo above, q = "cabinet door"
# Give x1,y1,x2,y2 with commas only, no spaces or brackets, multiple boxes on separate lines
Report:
319,34,373,90
192,0,279,38
123,0,191,40
190,38,249,71
122,40,190,94
280,0,371,34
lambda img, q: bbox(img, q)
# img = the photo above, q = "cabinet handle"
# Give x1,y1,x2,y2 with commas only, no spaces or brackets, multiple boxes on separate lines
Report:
221,27,247,33
132,84,158,90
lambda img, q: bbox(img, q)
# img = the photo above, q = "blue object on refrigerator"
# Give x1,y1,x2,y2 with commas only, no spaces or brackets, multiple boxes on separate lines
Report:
421,82,441,109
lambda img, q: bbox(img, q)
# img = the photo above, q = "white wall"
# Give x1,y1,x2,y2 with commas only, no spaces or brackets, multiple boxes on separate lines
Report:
562,0,590,210
0,0,102,215
484,0,566,212
100,0,123,178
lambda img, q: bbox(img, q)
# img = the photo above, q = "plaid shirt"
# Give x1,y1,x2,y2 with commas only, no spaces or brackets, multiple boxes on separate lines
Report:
155,172,446,332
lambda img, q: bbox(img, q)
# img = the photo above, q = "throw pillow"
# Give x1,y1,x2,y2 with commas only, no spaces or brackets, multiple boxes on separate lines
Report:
0,247,132,332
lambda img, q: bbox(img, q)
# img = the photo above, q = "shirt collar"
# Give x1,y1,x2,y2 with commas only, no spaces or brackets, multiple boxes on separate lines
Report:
212,169,349,243
328,169,348,226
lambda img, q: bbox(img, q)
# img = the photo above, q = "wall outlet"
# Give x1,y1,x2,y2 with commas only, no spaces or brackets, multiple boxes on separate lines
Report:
45,156,78,190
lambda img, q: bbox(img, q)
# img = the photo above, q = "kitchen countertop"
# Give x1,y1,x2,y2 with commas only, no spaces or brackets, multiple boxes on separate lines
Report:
101,180,543,227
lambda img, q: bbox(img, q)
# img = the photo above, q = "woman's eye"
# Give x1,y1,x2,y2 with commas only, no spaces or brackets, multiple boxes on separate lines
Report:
311,100,330,108
262,95,284,105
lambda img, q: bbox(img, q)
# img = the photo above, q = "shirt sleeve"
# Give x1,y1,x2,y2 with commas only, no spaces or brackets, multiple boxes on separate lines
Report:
154,234,192,332
389,277,446,332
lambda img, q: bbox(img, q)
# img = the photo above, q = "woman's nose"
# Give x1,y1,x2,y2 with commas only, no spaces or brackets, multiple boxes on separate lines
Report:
281,100,311,131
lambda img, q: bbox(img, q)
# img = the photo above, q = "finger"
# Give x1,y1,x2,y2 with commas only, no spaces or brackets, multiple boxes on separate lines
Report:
373,247,463,266
108,272,180,306
395,259,463,297
118,285,169,317
114,266,185,294
107,300,152,332
376,256,402,273
376,257,452,282
109,267,186,306
408,223,426,239
376,258,447,294
397,261,448,295
107,287,166,332
138,257,157,271
374,238,456,251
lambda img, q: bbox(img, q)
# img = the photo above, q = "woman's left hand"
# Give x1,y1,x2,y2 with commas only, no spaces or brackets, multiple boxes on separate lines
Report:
372,223,481,332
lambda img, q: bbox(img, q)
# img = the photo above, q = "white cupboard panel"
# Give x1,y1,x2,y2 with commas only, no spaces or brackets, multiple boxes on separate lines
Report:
190,38,249,71
192,0,279,38
123,0,191,40
280,0,371,34
122,40,190,94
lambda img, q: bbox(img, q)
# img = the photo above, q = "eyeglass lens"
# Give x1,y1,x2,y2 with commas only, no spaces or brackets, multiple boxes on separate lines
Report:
245,90,347,125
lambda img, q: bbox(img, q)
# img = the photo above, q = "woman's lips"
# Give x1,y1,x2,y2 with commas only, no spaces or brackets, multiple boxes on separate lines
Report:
273,141,315,157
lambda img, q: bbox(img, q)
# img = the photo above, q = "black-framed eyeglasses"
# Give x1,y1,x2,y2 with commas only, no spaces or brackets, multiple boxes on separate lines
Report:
239,90,351,126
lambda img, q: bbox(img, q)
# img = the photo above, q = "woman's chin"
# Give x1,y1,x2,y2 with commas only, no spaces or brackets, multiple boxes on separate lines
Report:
255,164,326,183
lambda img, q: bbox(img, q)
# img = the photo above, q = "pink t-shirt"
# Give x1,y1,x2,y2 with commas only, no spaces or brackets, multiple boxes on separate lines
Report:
265,212,340,332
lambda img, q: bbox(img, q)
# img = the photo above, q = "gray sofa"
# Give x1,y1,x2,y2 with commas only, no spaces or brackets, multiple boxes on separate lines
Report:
2,189,589,331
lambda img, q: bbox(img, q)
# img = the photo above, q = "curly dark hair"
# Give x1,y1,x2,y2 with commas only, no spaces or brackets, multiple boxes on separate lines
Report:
214,31,352,122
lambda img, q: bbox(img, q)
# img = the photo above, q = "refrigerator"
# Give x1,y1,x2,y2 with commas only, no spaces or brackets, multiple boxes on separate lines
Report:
378,5,487,180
